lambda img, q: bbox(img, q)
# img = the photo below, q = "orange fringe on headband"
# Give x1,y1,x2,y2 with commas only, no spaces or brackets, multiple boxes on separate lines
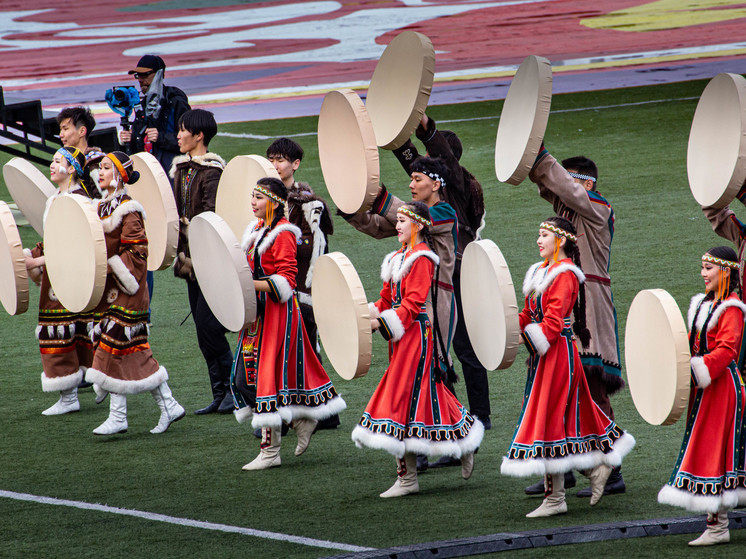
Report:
716,267,730,301
265,203,275,227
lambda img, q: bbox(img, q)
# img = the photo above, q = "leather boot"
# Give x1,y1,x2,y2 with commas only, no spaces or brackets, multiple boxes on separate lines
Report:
461,453,475,480
243,428,281,470
293,418,318,456
150,382,186,434
194,357,226,415
216,351,235,414
526,471,575,495
42,387,80,416
689,511,730,546
93,394,128,435
380,454,419,498
93,384,108,405
526,473,567,517
588,463,613,505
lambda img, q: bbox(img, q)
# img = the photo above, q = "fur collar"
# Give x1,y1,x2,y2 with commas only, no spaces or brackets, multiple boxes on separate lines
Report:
522,260,585,297
98,198,146,233
169,152,226,178
381,246,439,284
688,293,746,332
240,219,301,256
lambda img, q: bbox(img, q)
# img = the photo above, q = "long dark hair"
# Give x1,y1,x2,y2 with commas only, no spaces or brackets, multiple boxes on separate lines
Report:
256,176,287,229
543,216,591,349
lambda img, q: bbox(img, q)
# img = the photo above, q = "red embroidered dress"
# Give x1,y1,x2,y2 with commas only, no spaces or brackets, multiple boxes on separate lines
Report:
658,292,746,513
231,218,346,428
32,187,96,392
501,259,634,477
85,192,167,393
351,244,483,458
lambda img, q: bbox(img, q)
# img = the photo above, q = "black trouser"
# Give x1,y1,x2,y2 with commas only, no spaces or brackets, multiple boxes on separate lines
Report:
187,278,231,365
452,263,491,420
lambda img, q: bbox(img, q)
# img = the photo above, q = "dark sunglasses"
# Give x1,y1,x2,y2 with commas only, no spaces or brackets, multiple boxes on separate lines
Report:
133,70,155,79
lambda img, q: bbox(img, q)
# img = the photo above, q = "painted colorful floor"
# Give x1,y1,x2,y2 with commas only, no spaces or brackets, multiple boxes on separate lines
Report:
1,0,745,122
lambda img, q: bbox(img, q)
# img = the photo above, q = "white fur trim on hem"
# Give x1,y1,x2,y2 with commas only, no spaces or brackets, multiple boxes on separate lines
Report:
380,309,405,342
85,365,168,395
523,323,550,356
276,395,347,423
657,484,744,514
251,411,283,429
41,367,84,392
108,255,139,295
501,432,635,477
522,261,585,297
234,406,253,424
268,274,293,303
690,356,711,389
351,425,406,458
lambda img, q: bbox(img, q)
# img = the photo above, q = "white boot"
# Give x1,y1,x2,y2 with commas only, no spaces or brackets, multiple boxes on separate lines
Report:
243,428,282,470
380,454,419,498
588,463,613,506
42,387,80,416
150,382,186,434
526,473,568,517
689,511,730,546
461,453,475,480
93,394,128,435
293,418,318,456
93,383,108,405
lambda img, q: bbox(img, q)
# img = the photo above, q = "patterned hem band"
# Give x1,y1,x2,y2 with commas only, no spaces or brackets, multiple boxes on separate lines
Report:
568,171,596,183
106,153,130,184
424,172,446,188
255,184,286,204
540,221,577,242
702,254,740,270
397,206,432,227
57,148,84,177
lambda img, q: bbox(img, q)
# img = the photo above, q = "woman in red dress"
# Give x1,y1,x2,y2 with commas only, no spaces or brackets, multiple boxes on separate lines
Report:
232,177,346,470
502,216,634,517
351,201,483,498
658,246,746,547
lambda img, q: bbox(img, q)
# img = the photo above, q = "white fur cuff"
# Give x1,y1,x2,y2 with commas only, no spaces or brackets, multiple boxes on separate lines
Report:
234,406,253,424
368,302,380,319
524,323,550,356
690,356,711,389
380,309,405,342
267,274,293,303
108,255,139,295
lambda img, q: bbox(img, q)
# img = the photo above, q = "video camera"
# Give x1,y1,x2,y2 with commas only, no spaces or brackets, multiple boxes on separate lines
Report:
104,86,141,131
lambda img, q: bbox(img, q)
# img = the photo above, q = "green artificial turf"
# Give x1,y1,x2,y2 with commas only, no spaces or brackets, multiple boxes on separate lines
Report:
1,78,744,557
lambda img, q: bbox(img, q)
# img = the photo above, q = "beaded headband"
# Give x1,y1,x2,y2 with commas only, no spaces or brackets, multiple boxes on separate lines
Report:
85,150,105,164
568,171,596,183
702,253,739,270
106,153,130,184
254,184,286,204
57,147,84,177
540,221,577,242
397,206,432,227
420,171,446,188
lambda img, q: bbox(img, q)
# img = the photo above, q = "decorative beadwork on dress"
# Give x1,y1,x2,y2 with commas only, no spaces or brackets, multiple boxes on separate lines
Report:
180,167,196,218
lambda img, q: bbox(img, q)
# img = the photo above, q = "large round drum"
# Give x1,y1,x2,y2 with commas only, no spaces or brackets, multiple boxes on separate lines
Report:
460,240,520,370
129,152,179,271
688,73,746,209
0,201,29,315
318,89,380,215
190,211,256,332
366,31,435,150
312,252,372,380
625,289,691,426
495,55,552,185
2,157,56,236
43,195,107,313
216,155,280,240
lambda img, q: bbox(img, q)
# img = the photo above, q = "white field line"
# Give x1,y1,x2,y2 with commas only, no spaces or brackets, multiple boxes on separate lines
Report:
216,96,698,140
0,489,374,553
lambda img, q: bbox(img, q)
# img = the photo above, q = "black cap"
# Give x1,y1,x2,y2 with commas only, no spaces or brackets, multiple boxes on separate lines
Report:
128,55,166,74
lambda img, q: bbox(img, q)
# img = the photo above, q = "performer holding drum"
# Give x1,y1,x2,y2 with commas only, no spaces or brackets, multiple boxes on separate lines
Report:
351,202,482,497
657,247,746,547
170,109,235,415
85,151,185,435
25,147,99,415
232,177,346,471
502,217,634,518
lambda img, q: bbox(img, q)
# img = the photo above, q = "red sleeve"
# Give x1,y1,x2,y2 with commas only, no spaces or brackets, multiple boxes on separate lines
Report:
703,306,745,382
535,271,578,346
394,255,433,331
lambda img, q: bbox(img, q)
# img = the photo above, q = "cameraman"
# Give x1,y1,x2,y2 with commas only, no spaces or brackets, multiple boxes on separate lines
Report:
119,54,190,174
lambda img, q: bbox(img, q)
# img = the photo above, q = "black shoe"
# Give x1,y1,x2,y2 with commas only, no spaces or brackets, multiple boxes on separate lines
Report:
217,394,235,414
416,454,429,473
475,416,491,430
314,414,340,433
576,467,625,497
525,471,576,495
194,399,221,415
78,380,93,389
429,455,461,469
